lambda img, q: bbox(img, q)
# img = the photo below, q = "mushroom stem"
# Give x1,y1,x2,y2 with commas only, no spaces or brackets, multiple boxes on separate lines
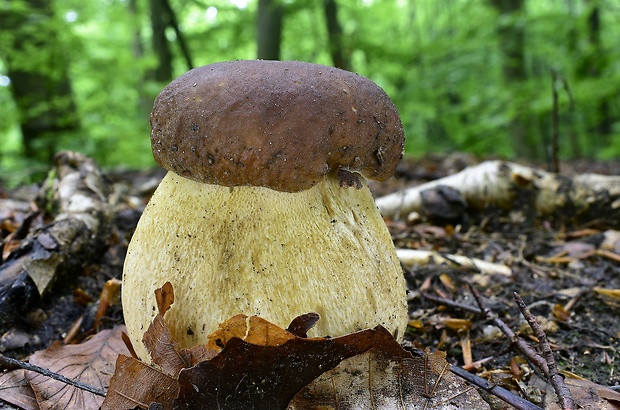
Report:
123,171,408,361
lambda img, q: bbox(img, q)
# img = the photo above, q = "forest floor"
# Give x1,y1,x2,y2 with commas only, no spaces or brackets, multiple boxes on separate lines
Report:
378,154,620,390
0,153,619,408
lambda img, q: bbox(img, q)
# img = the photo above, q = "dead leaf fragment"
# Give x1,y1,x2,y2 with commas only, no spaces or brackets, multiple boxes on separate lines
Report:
593,287,620,302
443,318,473,331
154,281,174,316
103,354,179,410
25,325,129,410
532,374,620,410
290,348,489,410
0,369,39,410
175,326,404,410
107,283,490,410
552,304,571,322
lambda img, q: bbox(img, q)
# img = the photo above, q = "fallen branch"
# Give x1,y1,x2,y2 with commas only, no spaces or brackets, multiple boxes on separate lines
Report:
513,292,574,410
377,160,620,224
468,285,574,410
397,248,512,276
0,151,112,330
448,364,543,410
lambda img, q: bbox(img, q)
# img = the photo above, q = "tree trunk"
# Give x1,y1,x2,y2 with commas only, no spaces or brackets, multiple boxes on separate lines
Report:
488,0,535,159
257,0,283,60
0,0,79,164
149,0,173,82
582,0,612,144
323,0,351,71
128,0,153,118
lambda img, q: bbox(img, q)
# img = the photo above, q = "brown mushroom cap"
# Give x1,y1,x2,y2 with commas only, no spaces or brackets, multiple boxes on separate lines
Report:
150,60,404,192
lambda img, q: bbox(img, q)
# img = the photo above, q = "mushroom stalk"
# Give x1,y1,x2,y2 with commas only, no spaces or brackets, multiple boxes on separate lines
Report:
123,171,407,361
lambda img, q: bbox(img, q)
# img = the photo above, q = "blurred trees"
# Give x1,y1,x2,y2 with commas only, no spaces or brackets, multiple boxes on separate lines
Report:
0,0,80,164
0,0,619,185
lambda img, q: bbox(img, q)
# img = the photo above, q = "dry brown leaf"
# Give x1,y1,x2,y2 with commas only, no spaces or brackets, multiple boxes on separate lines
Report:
174,326,405,409
103,283,218,409
25,325,129,410
106,283,490,410
552,303,571,321
532,374,620,410
0,369,39,410
147,281,217,368
94,278,122,329
206,314,296,350
154,281,174,315
285,312,320,338
290,348,489,409
102,354,179,410
142,315,190,378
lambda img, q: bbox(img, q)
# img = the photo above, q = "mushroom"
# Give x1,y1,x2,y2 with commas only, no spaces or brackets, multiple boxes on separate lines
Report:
122,60,408,361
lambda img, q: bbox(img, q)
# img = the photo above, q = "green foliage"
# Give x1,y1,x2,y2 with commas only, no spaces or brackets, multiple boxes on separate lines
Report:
0,0,619,187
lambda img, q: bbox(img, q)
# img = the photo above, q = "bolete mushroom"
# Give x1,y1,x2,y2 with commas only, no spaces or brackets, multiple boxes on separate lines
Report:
122,60,408,361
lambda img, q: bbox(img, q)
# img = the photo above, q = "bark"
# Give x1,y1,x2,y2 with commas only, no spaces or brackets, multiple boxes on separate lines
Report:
0,152,112,330
128,0,152,118
149,0,193,83
488,0,535,159
397,249,512,277
149,0,173,82
376,160,620,226
161,0,193,70
580,0,612,141
323,0,351,71
0,0,80,163
257,0,284,60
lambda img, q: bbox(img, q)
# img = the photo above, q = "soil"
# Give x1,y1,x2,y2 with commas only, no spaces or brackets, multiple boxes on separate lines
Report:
0,153,619,407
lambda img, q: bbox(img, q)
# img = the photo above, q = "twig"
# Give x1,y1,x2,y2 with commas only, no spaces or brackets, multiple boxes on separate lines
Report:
467,284,551,377
0,354,106,397
514,292,574,410
425,283,576,409
449,365,544,410
421,292,483,315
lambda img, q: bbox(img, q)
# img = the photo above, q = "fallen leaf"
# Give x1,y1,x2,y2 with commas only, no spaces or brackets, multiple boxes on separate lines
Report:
593,287,620,302
102,354,179,410
154,281,174,315
0,369,39,410
94,278,122,329
25,325,129,410
106,283,490,410
443,318,473,331
532,374,620,410
290,347,489,409
143,314,189,378
206,314,296,350
103,284,217,409
552,303,571,321
286,312,320,338
175,326,403,409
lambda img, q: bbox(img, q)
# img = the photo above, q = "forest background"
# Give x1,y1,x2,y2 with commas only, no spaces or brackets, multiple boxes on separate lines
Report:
0,0,618,187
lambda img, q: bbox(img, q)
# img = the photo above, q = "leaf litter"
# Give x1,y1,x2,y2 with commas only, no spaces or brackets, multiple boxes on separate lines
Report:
103,282,489,410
